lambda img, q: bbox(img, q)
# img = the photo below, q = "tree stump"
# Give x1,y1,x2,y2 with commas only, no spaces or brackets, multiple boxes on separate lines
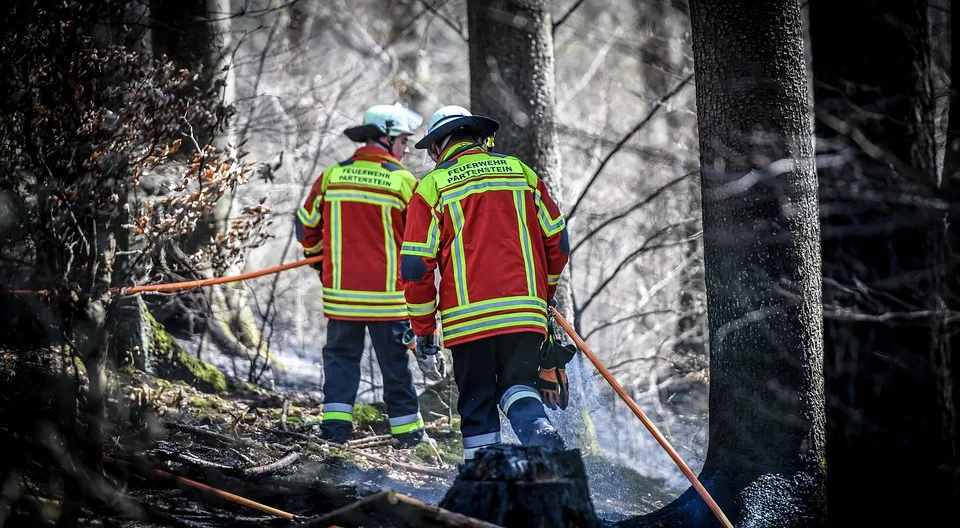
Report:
439,445,601,527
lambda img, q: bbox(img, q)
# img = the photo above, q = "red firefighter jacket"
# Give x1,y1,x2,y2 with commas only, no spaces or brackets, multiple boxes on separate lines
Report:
295,146,418,321
400,142,569,347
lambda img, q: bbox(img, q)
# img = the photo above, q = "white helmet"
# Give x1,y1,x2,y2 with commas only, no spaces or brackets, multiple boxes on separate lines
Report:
414,105,500,150
344,103,423,142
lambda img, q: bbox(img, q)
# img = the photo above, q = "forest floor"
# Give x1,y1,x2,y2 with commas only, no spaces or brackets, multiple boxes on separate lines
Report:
0,348,674,527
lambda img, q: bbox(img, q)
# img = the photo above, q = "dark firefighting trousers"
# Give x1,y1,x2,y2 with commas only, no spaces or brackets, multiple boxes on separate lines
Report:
320,319,423,440
450,331,562,459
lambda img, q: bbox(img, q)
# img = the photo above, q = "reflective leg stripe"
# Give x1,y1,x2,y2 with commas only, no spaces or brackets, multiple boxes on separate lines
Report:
462,432,501,459
323,403,354,422
500,385,542,415
389,412,424,435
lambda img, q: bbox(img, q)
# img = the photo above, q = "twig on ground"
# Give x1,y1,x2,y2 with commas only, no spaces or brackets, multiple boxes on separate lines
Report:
346,434,392,447
242,450,301,478
178,452,235,472
300,489,502,528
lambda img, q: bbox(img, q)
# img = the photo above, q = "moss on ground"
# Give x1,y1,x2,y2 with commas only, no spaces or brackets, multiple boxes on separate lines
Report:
143,307,226,394
353,403,384,428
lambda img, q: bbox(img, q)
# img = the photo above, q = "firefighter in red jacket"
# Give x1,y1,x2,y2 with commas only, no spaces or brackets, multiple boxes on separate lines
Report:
295,103,438,447
401,105,569,458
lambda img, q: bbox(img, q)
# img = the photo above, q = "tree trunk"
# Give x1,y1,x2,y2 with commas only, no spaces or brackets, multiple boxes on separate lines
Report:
467,0,598,451
812,0,958,523
626,1,827,525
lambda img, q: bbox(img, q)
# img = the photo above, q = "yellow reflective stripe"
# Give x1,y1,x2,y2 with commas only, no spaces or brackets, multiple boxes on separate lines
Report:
322,411,353,422
439,177,530,208
391,418,424,435
400,211,440,258
323,289,406,303
302,238,323,254
297,196,322,227
382,206,397,291
440,296,546,324
534,190,565,236
407,299,438,317
323,301,408,318
514,190,536,297
326,188,405,210
443,312,547,340
449,202,469,305
547,273,561,286
331,201,342,289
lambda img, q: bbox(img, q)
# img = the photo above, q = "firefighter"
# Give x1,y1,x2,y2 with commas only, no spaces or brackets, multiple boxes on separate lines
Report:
400,105,570,459
295,103,440,447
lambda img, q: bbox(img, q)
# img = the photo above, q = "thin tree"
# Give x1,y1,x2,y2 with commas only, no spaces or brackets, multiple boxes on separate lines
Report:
625,0,827,525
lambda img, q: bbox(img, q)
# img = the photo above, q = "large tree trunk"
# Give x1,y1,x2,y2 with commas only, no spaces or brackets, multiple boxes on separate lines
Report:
626,1,826,526
466,0,598,451
811,0,958,523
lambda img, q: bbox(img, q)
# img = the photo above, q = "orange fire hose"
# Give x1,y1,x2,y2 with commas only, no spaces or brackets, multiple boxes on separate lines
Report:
549,306,734,528
102,455,297,520
6,255,323,296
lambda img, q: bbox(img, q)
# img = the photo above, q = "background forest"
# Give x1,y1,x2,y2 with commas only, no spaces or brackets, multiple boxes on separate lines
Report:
1,0,959,527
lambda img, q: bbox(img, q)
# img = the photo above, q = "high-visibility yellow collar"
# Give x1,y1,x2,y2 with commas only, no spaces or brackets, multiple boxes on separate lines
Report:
436,141,483,165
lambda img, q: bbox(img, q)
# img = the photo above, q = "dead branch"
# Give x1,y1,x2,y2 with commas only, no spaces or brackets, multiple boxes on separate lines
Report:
566,73,694,222
241,450,301,477
301,489,503,528
553,0,588,33
346,434,393,447
571,171,696,255
280,397,290,431
178,452,235,472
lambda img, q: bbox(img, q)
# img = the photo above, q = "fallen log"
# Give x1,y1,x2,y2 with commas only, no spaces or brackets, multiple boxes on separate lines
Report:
300,489,502,528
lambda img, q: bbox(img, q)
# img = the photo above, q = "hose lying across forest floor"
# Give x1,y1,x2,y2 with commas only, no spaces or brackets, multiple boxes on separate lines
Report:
11,255,732,526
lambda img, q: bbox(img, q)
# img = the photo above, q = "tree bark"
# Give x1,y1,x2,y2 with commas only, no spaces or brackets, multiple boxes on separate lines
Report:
626,0,827,525
812,0,958,523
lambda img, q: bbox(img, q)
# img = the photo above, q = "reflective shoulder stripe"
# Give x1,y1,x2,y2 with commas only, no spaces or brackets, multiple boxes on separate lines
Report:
325,188,405,209
439,177,530,208
297,195,323,227
400,209,441,258
535,189,566,236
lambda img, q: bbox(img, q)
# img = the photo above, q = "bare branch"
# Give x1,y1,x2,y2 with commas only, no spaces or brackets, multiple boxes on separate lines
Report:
582,309,675,341
571,170,695,255
553,0,588,33
576,224,690,316
420,0,468,41
566,73,694,221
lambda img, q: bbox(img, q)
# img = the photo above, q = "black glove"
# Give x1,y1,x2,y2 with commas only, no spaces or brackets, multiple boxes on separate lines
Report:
415,333,441,359
412,332,445,382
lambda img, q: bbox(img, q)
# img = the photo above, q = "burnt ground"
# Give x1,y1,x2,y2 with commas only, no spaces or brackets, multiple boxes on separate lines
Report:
0,349,673,527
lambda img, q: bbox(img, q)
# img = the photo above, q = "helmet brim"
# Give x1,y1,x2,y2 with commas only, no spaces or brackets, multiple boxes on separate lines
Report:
414,115,500,150
344,124,385,142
